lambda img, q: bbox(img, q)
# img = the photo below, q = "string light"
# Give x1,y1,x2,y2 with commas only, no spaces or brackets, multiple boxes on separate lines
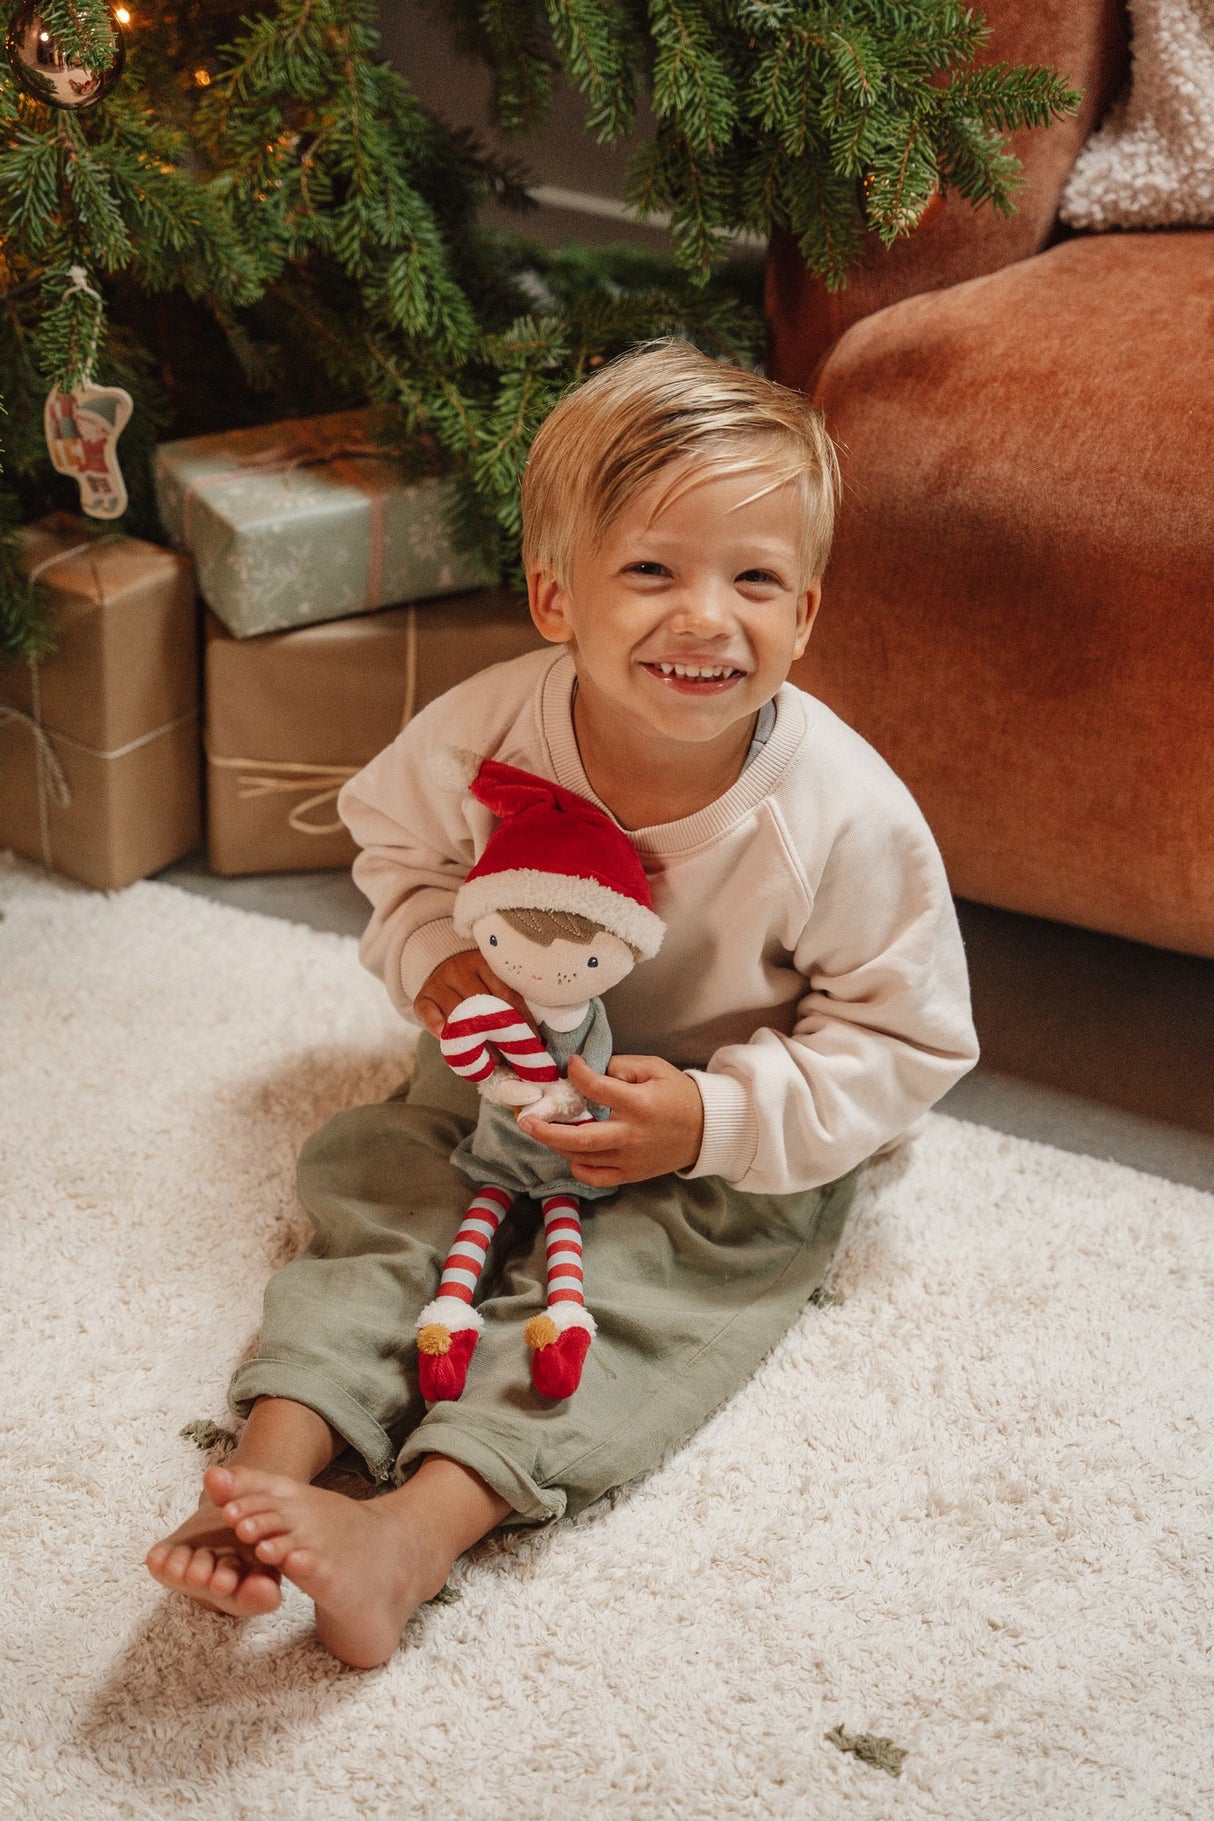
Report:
114,7,131,21
193,68,211,85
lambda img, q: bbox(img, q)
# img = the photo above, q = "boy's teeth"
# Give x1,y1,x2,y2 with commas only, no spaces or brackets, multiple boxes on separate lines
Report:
655,663,739,679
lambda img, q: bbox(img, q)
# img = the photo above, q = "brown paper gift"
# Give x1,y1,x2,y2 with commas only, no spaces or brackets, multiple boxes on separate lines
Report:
0,513,200,891
204,589,545,875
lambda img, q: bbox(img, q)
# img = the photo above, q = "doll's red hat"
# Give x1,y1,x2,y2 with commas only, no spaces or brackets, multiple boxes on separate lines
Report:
453,760,664,959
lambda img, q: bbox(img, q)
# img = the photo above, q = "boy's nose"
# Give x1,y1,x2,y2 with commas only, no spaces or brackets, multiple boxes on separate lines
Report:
669,586,734,634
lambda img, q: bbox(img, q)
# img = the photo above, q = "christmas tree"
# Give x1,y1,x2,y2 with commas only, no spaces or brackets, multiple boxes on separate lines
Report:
0,0,1078,655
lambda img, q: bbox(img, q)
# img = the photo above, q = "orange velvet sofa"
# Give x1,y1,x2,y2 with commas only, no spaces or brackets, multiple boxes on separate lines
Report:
768,0,1214,959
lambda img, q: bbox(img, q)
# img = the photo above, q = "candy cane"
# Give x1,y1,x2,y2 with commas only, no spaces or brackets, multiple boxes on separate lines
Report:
440,994,560,1086
440,994,596,1123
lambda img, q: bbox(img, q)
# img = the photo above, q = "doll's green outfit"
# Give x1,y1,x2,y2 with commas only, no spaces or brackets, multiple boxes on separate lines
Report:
451,1002,613,1203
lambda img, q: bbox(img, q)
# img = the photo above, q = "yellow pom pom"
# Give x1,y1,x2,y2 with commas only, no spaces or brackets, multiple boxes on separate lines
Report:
417,1323,452,1356
525,1314,559,1351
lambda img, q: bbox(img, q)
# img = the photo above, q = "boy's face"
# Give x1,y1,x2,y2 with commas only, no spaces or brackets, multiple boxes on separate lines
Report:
527,465,820,753
473,911,635,1006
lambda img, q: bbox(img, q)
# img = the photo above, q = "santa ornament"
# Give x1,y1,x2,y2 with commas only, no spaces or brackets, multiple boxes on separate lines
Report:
417,758,664,1403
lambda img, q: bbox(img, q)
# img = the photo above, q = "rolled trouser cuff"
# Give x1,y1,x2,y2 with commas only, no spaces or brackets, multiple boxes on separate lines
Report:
393,1420,567,1527
228,1358,398,1483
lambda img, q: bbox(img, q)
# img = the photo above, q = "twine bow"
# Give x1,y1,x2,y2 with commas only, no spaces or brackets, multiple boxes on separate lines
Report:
209,758,361,836
206,603,419,838
0,663,73,870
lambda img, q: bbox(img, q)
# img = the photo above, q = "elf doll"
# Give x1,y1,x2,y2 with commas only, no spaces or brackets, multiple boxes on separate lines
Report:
416,759,665,1405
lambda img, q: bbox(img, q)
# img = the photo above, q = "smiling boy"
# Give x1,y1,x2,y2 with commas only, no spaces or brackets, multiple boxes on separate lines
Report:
146,340,979,1667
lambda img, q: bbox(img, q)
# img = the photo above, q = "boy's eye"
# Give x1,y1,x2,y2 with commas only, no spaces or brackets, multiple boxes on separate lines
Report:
625,562,667,577
738,569,781,585
587,956,599,968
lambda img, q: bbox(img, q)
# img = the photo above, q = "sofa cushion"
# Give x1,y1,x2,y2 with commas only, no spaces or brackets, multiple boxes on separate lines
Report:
794,230,1214,956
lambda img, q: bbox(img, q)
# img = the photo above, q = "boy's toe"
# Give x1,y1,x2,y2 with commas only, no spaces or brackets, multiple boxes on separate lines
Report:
237,1571,284,1616
164,1543,194,1583
209,1559,241,1598
203,1465,235,1505
254,1534,291,1564
184,1548,218,1589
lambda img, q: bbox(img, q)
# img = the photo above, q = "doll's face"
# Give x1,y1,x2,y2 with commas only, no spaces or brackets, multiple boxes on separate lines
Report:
473,912,635,1006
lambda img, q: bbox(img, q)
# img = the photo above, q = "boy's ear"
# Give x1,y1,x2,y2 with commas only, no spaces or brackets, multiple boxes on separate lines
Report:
527,570,576,644
793,581,823,660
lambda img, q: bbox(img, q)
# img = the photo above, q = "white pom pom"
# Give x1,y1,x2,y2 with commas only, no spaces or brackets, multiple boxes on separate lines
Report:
428,746,484,791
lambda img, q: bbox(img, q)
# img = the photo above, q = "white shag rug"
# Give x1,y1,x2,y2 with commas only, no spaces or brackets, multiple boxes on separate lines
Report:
1,859,1211,1821
1060,0,1214,229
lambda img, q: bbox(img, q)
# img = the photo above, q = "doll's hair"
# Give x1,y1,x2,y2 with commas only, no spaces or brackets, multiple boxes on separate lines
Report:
499,905,641,960
521,338,841,590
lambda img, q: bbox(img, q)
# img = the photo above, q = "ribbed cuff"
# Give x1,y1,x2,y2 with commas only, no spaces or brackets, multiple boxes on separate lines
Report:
678,1069,760,1184
399,917,470,1003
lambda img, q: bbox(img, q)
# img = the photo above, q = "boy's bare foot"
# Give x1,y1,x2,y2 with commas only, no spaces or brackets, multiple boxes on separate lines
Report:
145,1491,283,1618
209,1464,452,1668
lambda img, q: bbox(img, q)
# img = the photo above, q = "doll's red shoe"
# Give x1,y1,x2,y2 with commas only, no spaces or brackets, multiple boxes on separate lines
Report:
416,1299,483,1402
525,1308,594,1399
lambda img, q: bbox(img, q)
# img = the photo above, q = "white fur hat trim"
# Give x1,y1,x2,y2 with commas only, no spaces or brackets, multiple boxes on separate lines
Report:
416,1296,484,1336
454,868,664,960
544,1302,597,1338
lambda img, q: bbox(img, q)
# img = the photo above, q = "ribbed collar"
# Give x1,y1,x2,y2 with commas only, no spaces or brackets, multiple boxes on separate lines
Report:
539,650,810,856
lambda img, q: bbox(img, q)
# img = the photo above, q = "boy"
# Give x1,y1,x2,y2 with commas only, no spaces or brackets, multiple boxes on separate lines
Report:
146,339,979,1668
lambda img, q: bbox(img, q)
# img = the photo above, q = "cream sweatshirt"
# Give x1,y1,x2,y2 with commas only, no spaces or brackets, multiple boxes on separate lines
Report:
338,646,979,1195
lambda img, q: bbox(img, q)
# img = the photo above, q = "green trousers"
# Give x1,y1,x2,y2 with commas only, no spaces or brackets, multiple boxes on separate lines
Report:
228,1033,861,1527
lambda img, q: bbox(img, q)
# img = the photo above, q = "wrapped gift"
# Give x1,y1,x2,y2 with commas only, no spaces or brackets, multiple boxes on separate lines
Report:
204,589,545,875
154,407,493,638
0,513,200,891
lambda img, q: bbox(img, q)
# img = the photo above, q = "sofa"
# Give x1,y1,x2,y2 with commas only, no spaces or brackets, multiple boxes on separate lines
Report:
768,0,1214,959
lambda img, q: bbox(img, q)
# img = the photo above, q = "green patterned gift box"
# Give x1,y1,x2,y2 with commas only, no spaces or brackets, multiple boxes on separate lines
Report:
153,407,492,638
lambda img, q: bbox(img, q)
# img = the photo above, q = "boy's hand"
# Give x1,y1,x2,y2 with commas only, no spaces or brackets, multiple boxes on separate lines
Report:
518,1053,705,1187
413,950,538,1040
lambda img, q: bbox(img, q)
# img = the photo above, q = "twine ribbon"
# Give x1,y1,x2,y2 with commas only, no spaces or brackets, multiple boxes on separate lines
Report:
205,604,419,839
0,665,73,871
178,422,410,612
4,535,115,870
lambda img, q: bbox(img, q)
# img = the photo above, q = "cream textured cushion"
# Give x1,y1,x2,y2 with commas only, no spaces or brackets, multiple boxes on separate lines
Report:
1060,0,1214,228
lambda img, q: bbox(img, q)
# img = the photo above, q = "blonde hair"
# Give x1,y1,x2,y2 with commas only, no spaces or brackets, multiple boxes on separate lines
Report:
521,339,840,590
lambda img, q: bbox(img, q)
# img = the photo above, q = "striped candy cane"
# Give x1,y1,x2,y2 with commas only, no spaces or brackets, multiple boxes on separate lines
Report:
440,993,559,1087
440,994,596,1123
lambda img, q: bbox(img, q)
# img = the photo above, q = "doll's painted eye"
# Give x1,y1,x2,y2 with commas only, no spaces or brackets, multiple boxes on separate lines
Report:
489,934,498,946
587,956,598,967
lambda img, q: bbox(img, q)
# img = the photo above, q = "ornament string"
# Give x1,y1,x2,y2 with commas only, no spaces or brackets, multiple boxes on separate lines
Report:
65,265,105,387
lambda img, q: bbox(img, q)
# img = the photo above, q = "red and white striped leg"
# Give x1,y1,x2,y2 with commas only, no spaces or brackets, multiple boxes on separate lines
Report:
416,1184,513,1403
525,1193,596,1399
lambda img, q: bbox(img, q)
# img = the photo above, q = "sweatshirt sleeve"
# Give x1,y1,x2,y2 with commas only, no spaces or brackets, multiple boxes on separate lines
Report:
681,800,980,1195
336,699,481,1021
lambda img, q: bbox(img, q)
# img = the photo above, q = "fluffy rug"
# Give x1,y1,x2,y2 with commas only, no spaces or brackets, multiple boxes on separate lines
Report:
1060,0,1214,229
2,859,1210,1821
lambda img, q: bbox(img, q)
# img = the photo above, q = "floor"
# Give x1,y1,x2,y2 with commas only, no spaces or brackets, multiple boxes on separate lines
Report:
160,854,1214,1194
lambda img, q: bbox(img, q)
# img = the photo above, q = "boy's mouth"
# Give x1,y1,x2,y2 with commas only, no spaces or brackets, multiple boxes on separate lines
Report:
639,660,747,694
